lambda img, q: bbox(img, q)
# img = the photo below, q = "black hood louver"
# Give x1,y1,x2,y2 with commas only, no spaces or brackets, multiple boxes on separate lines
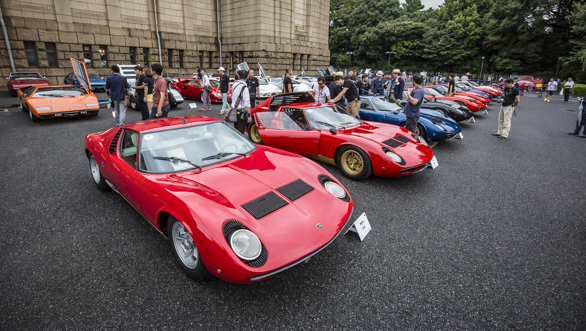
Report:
277,179,314,202
108,129,122,154
242,192,288,220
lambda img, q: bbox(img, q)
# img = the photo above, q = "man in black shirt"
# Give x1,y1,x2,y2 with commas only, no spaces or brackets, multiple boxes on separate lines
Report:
448,74,456,95
283,67,293,93
492,78,520,139
329,75,360,117
218,67,230,115
356,75,371,95
246,69,260,107
132,65,149,120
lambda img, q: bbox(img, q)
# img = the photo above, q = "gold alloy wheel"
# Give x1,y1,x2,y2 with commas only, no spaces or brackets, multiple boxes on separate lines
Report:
340,149,364,176
250,124,262,144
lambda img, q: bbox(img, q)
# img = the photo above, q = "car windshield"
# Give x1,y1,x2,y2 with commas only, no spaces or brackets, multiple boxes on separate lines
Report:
369,97,404,111
33,86,87,97
304,106,361,129
139,122,255,173
11,73,42,79
426,88,443,96
271,78,283,83
259,79,269,85
88,73,101,79
209,80,219,87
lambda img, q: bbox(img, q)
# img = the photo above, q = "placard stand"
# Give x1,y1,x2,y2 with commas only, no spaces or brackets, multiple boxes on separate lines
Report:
468,117,475,123
188,103,198,109
482,109,489,115
345,213,371,241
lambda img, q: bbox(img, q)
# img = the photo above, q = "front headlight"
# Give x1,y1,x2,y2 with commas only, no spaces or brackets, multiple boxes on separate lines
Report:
36,107,51,111
85,103,99,107
230,229,262,261
385,151,403,163
418,135,429,146
324,181,346,199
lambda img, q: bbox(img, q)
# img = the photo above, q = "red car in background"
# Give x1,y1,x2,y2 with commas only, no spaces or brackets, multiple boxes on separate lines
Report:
407,88,487,113
517,75,544,85
172,78,230,103
498,80,536,91
425,85,491,104
6,72,50,96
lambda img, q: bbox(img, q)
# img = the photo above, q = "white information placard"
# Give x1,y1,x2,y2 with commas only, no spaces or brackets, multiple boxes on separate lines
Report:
346,212,371,241
456,132,463,139
188,103,198,109
430,156,439,169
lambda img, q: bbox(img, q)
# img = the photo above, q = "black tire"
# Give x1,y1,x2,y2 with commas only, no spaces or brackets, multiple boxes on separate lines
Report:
29,109,41,122
248,123,264,145
400,122,426,141
336,145,372,181
131,101,137,110
89,152,111,191
167,216,212,281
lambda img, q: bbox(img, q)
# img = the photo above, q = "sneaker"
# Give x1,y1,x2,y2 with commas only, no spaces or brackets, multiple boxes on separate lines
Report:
491,133,500,136
547,99,550,102
544,98,547,101
577,134,586,138
569,132,577,135
219,112,224,115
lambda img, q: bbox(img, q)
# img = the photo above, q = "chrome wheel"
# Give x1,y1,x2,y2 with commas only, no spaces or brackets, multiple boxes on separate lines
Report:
171,221,199,269
340,150,364,176
90,155,101,184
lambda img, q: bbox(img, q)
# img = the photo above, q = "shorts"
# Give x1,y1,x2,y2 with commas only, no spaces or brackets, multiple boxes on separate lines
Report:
547,90,554,96
146,94,153,102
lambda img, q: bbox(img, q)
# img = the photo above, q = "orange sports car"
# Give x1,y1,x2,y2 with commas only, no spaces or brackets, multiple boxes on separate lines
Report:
17,58,100,122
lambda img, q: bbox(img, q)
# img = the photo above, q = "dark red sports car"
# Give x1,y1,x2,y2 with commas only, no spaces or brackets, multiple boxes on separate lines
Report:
6,72,50,96
249,93,436,180
84,116,353,284
172,78,230,103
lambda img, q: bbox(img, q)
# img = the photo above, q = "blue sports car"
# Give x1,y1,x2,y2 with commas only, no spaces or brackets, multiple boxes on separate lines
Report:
359,96,462,143
64,72,106,92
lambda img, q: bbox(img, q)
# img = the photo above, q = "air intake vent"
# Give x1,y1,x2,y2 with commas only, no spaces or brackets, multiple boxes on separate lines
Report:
383,139,403,148
242,192,288,219
394,135,411,143
245,246,268,268
108,129,122,154
277,179,314,201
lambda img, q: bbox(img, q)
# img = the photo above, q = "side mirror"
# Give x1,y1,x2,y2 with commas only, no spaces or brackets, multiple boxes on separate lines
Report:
42,76,46,79
329,127,337,135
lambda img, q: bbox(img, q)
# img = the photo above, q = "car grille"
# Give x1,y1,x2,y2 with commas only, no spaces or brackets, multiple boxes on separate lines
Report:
276,179,314,202
242,191,288,219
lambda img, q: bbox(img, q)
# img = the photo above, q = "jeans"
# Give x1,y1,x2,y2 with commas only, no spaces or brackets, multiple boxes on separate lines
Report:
221,92,229,112
112,100,127,126
149,104,171,119
574,107,586,134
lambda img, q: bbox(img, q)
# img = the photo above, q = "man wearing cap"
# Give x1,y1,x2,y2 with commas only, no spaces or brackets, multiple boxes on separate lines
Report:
218,67,230,115
371,71,388,97
388,69,404,103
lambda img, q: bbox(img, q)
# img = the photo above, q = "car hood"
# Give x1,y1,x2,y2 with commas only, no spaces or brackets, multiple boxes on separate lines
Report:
260,84,281,93
89,78,106,84
10,79,50,87
28,95,98,111
343,121,412,144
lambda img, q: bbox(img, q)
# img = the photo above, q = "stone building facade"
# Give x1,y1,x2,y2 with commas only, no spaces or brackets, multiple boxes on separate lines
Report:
0,0,330,86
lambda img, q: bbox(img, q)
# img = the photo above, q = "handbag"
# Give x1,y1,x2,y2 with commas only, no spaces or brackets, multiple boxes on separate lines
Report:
124,95,131,107
224,82,247,123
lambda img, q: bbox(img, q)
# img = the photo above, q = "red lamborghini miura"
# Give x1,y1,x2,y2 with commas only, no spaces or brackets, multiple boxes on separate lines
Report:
172,78,230,103
248,93,436,180
84,116,353,284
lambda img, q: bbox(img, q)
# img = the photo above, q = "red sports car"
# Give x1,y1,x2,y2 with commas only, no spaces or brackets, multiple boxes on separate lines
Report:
249,93,436,180
84,116,353,284
172,78,230,103
408,88,486,113
498,80,536,91
6,72,50,96
424,85,491,104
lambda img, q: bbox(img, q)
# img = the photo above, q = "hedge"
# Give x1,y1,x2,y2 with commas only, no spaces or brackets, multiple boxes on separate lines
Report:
560,82,586,96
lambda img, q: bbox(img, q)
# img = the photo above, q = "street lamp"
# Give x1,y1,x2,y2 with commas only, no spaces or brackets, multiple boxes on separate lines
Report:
346,51,354,62
385,51,394,62
480,56,485,81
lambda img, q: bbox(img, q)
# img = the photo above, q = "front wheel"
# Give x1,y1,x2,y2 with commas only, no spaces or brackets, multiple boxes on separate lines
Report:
89,152,111,191
336,146,372,181
248,123,264,145
168,216,212,281
29,109,40,122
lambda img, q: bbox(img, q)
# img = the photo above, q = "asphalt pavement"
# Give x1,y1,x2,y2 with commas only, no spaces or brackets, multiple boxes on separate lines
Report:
0,92,585,330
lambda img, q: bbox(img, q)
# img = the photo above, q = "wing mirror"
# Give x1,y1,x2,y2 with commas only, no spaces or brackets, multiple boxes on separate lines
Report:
42,76,46,79
329,127,337,135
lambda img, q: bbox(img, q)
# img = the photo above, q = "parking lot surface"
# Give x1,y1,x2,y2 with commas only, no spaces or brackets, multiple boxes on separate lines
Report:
1,94,584,329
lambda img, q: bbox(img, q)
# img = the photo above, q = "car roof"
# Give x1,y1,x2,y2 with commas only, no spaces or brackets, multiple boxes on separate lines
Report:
10,71,42,75
121,116,221,133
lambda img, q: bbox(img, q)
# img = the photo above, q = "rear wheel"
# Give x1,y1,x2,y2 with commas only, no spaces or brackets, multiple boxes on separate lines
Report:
248,123,264,145
89,152,111,191
20,101,27,112
336,146,372,181
168,216,212,281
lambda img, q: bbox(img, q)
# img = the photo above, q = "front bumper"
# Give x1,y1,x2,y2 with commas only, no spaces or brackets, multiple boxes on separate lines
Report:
38,108,99,119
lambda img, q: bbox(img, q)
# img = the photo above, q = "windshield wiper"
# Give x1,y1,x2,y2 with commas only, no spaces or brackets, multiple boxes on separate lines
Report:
339,121,359,128
316,121,341,128
201,151,246,161
152,156,201,170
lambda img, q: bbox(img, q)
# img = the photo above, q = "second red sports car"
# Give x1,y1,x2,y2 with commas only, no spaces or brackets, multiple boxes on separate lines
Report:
172,78,230,103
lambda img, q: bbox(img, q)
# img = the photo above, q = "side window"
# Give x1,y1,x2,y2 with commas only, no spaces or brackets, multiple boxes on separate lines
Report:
284,108,309,130
361,101,373,110
120,130,139,168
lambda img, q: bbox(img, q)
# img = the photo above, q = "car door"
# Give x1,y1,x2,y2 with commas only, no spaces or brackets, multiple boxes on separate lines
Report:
188,80,202,100
175,80,191,98
255,108,319,155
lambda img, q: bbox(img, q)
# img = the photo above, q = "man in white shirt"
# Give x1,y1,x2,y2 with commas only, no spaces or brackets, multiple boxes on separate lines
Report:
454,73,460,83
544,77,557,102
312,77,331,103
231,69,251,134
461,73,469,83
564,77,575,103
200,69,211,110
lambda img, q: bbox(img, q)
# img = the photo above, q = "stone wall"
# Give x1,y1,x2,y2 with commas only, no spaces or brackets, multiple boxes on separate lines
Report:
0,0,330,87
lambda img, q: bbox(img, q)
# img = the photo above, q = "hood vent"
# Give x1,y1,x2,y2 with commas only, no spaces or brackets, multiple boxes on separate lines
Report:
383,139,403,148
277,179,314,202
242,192,288,220
394,135,411,143
108,128,122,154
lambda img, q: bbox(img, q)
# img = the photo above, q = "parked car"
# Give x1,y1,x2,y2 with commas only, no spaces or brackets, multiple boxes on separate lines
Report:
398,97,473,122
517,75,544,85
411,88,487,112
360,97,462,142
84,116,354,283
172,78,228,103
498,80,536,91
249,93,436,180
6,72,50,97
64,72,106,91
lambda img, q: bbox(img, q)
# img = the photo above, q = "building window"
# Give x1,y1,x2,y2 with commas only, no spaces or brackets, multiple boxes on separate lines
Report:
83,45,92,66
168,49,174,68
24,42,37,67
46,43,58,68
143,48,149,67
209,51,213,69
179,50,184,68
99,45,107,66
129,47,136,64
199,51,204,70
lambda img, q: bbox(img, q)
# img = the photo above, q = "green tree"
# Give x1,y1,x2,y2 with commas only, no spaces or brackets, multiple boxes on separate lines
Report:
402,0,424,13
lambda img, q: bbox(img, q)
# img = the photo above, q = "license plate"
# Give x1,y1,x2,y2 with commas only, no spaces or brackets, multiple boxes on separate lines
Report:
430,156,439,169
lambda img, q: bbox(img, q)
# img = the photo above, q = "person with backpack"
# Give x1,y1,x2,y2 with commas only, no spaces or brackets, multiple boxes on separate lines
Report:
231,69,252,134
106,65,130,126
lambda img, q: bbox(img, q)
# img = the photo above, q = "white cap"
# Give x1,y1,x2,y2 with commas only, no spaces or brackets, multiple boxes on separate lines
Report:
218,67,225,71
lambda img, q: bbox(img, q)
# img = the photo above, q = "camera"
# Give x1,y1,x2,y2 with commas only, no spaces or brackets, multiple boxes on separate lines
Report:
239,110,250,121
